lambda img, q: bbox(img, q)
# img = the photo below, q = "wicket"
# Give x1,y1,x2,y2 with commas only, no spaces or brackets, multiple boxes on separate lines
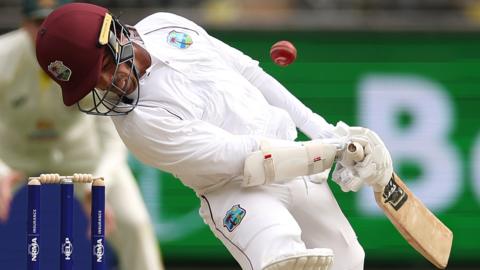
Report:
27,174,106,270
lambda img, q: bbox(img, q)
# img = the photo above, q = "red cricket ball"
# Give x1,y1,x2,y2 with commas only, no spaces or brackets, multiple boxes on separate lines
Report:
270,40,297,67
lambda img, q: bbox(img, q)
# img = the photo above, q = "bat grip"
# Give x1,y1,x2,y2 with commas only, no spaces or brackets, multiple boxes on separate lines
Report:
346,142,365,162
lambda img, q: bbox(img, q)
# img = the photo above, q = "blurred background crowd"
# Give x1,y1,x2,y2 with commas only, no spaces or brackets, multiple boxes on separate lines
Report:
3,0,480,31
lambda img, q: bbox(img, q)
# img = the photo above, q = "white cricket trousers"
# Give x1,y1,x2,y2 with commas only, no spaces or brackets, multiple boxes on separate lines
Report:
199,177,365,270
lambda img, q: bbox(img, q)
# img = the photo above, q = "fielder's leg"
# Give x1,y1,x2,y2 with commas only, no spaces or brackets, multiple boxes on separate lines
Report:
106,166,164,270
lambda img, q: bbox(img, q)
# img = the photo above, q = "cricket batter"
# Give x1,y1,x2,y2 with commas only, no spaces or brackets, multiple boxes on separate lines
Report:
35,3,393,270
0,1,163,270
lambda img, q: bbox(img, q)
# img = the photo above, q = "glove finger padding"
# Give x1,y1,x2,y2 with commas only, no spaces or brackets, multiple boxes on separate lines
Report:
349,130,393,192
336,135,371,167
332,163,364,192
331,122,393,192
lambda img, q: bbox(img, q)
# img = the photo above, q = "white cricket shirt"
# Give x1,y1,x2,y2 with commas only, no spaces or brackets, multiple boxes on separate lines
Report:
112,13,334,194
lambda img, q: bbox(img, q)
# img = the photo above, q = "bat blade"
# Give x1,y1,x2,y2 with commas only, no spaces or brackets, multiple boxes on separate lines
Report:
375,173,453,269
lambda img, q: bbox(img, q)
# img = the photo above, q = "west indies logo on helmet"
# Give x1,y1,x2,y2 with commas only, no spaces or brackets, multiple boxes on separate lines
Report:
35,3,140,116
47,60,71,81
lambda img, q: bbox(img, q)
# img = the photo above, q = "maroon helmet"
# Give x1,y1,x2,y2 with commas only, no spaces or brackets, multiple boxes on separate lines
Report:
36,3,139,115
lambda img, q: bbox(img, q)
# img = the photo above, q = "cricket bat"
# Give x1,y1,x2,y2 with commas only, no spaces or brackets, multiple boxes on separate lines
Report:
347,143,453,269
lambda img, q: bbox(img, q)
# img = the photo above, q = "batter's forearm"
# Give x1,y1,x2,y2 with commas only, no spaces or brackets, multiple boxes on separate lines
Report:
243,139,340,187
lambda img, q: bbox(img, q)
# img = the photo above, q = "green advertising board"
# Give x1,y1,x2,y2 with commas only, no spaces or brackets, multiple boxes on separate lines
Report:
129,31,480,265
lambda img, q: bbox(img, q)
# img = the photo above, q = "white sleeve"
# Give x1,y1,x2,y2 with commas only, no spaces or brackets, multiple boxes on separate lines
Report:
208,34,260,75
118,108,261,178
209,35,336,139
0,160,12,179
0,161,25,196
247,70,336,139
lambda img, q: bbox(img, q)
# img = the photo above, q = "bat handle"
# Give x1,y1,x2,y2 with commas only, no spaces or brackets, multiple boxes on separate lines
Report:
346,142,365,162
